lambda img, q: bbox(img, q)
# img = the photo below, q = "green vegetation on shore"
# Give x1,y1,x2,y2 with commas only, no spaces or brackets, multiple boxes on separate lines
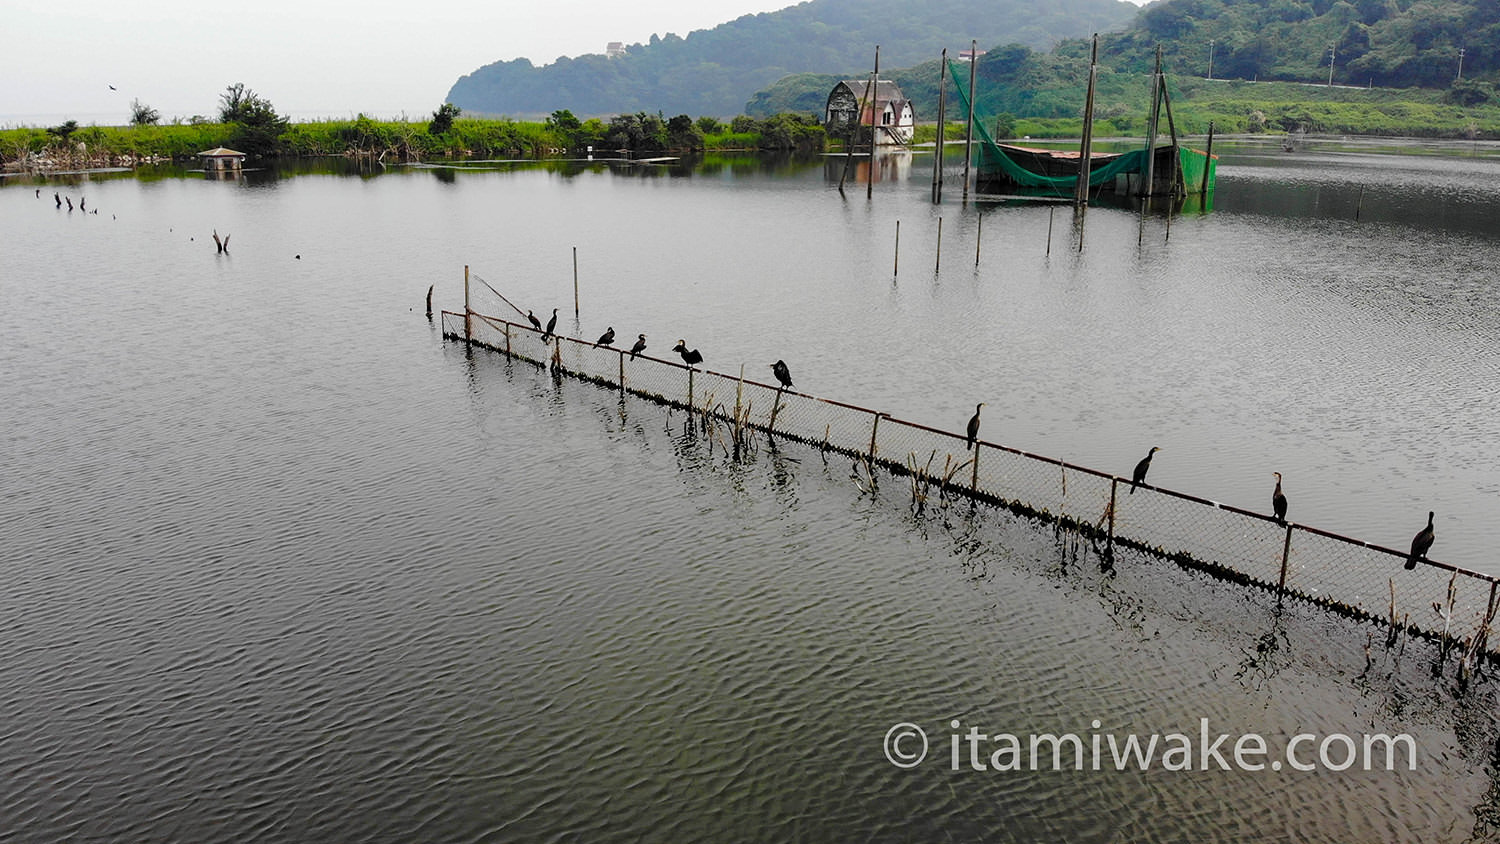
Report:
0,109,826,171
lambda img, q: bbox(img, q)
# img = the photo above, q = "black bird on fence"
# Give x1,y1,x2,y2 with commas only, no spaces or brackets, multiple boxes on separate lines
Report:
1406,511,1435,570
597,327,615,347
673,340,703,367
630,334,647,359
1272,472,1288,524
966,403,985,450
527,310,541,332
541,308,558,341
770,360,793,389
1129,446,1160,493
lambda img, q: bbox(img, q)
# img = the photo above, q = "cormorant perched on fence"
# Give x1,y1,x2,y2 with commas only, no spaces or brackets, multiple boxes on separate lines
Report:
1130,446,1160,493
1406,511,1435,571
630,334,647,359
541,308,558,341
527,310,541,332
673,340,703,367
966,403,985,450
597,327,615,347
1272,472,1288,524
770,360,793,389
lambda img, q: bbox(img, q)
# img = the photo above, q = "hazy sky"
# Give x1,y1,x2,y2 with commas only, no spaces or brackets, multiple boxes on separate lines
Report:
2,0,1150,125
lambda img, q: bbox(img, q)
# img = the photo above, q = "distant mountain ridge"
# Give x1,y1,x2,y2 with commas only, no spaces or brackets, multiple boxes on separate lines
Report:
445,0,1141,118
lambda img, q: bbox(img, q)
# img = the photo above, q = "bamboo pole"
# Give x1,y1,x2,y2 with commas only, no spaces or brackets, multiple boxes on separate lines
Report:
868,47,880,201
425,284,433,319
975,214,982,266
1199,122,1215,198
572,246,579,316
839,47,878,195
1160,81,1183,198
1073,34,1099,207
963,40,977,203
933,49,948,204
463,265,472,345
1143,47,1162,199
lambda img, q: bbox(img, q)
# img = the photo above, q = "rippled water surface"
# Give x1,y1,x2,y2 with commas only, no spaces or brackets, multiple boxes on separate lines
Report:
3,143,1499,842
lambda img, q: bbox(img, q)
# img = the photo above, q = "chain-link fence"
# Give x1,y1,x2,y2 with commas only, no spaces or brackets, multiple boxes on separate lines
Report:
444,308,1499,658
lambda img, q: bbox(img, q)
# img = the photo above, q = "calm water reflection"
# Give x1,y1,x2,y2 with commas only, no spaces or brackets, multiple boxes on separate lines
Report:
2,144,1499,842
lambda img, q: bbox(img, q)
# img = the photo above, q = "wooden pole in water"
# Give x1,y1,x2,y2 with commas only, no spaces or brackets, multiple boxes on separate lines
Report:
1073,34,1099,207
893,220,901,276
839,47,877,195
963,40,977,203
975,214,982,266
935,217,943,273
463,265,472,344
1199,121,1215,198
1160,82,1183,199
933,49,948,204
425,284,434,319
1355,185,1365,221
1046,206,1054,255
1143,47,1162,200
572,246,579,316
868,47,880,201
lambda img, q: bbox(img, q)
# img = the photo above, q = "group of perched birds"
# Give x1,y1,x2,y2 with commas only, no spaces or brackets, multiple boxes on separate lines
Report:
513,304,1440,572
964,407,1436,569
521,308,794,388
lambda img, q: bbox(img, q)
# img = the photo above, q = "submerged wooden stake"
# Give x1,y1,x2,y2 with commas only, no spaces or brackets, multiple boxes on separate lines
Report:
935,217,943,273
893,220,900,276
572,246,580,316
975,214,982,266
425,284,434,319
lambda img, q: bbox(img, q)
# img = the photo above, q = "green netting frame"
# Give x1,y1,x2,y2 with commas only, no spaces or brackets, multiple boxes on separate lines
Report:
946,60,1209,194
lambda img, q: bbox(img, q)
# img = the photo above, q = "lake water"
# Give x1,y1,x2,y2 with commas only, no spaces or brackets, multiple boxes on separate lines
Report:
3,142,1500,841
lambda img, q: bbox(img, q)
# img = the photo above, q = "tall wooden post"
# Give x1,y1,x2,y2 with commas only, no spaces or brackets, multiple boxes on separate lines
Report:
1073,34,1099,207
1143,47,1162,199
868,47,880,201
572,246,579,317
932,49,948,204
1199,121,1215,198
839,47,878,195
963,40,977,203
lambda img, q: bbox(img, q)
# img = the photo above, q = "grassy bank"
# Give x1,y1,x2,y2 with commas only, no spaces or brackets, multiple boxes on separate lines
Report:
0,113,822,171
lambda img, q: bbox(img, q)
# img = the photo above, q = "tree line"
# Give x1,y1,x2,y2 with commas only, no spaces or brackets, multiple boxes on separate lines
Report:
0,86,827,169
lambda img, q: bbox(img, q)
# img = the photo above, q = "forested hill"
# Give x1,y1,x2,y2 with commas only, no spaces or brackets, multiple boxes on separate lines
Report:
444,0,1140,118
1102,0,1498,91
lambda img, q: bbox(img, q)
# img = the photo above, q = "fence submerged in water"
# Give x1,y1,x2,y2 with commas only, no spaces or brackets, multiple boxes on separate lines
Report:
441,305,1499,670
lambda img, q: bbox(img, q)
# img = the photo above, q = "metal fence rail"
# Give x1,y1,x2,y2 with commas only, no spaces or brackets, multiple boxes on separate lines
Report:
443,308,1499,660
